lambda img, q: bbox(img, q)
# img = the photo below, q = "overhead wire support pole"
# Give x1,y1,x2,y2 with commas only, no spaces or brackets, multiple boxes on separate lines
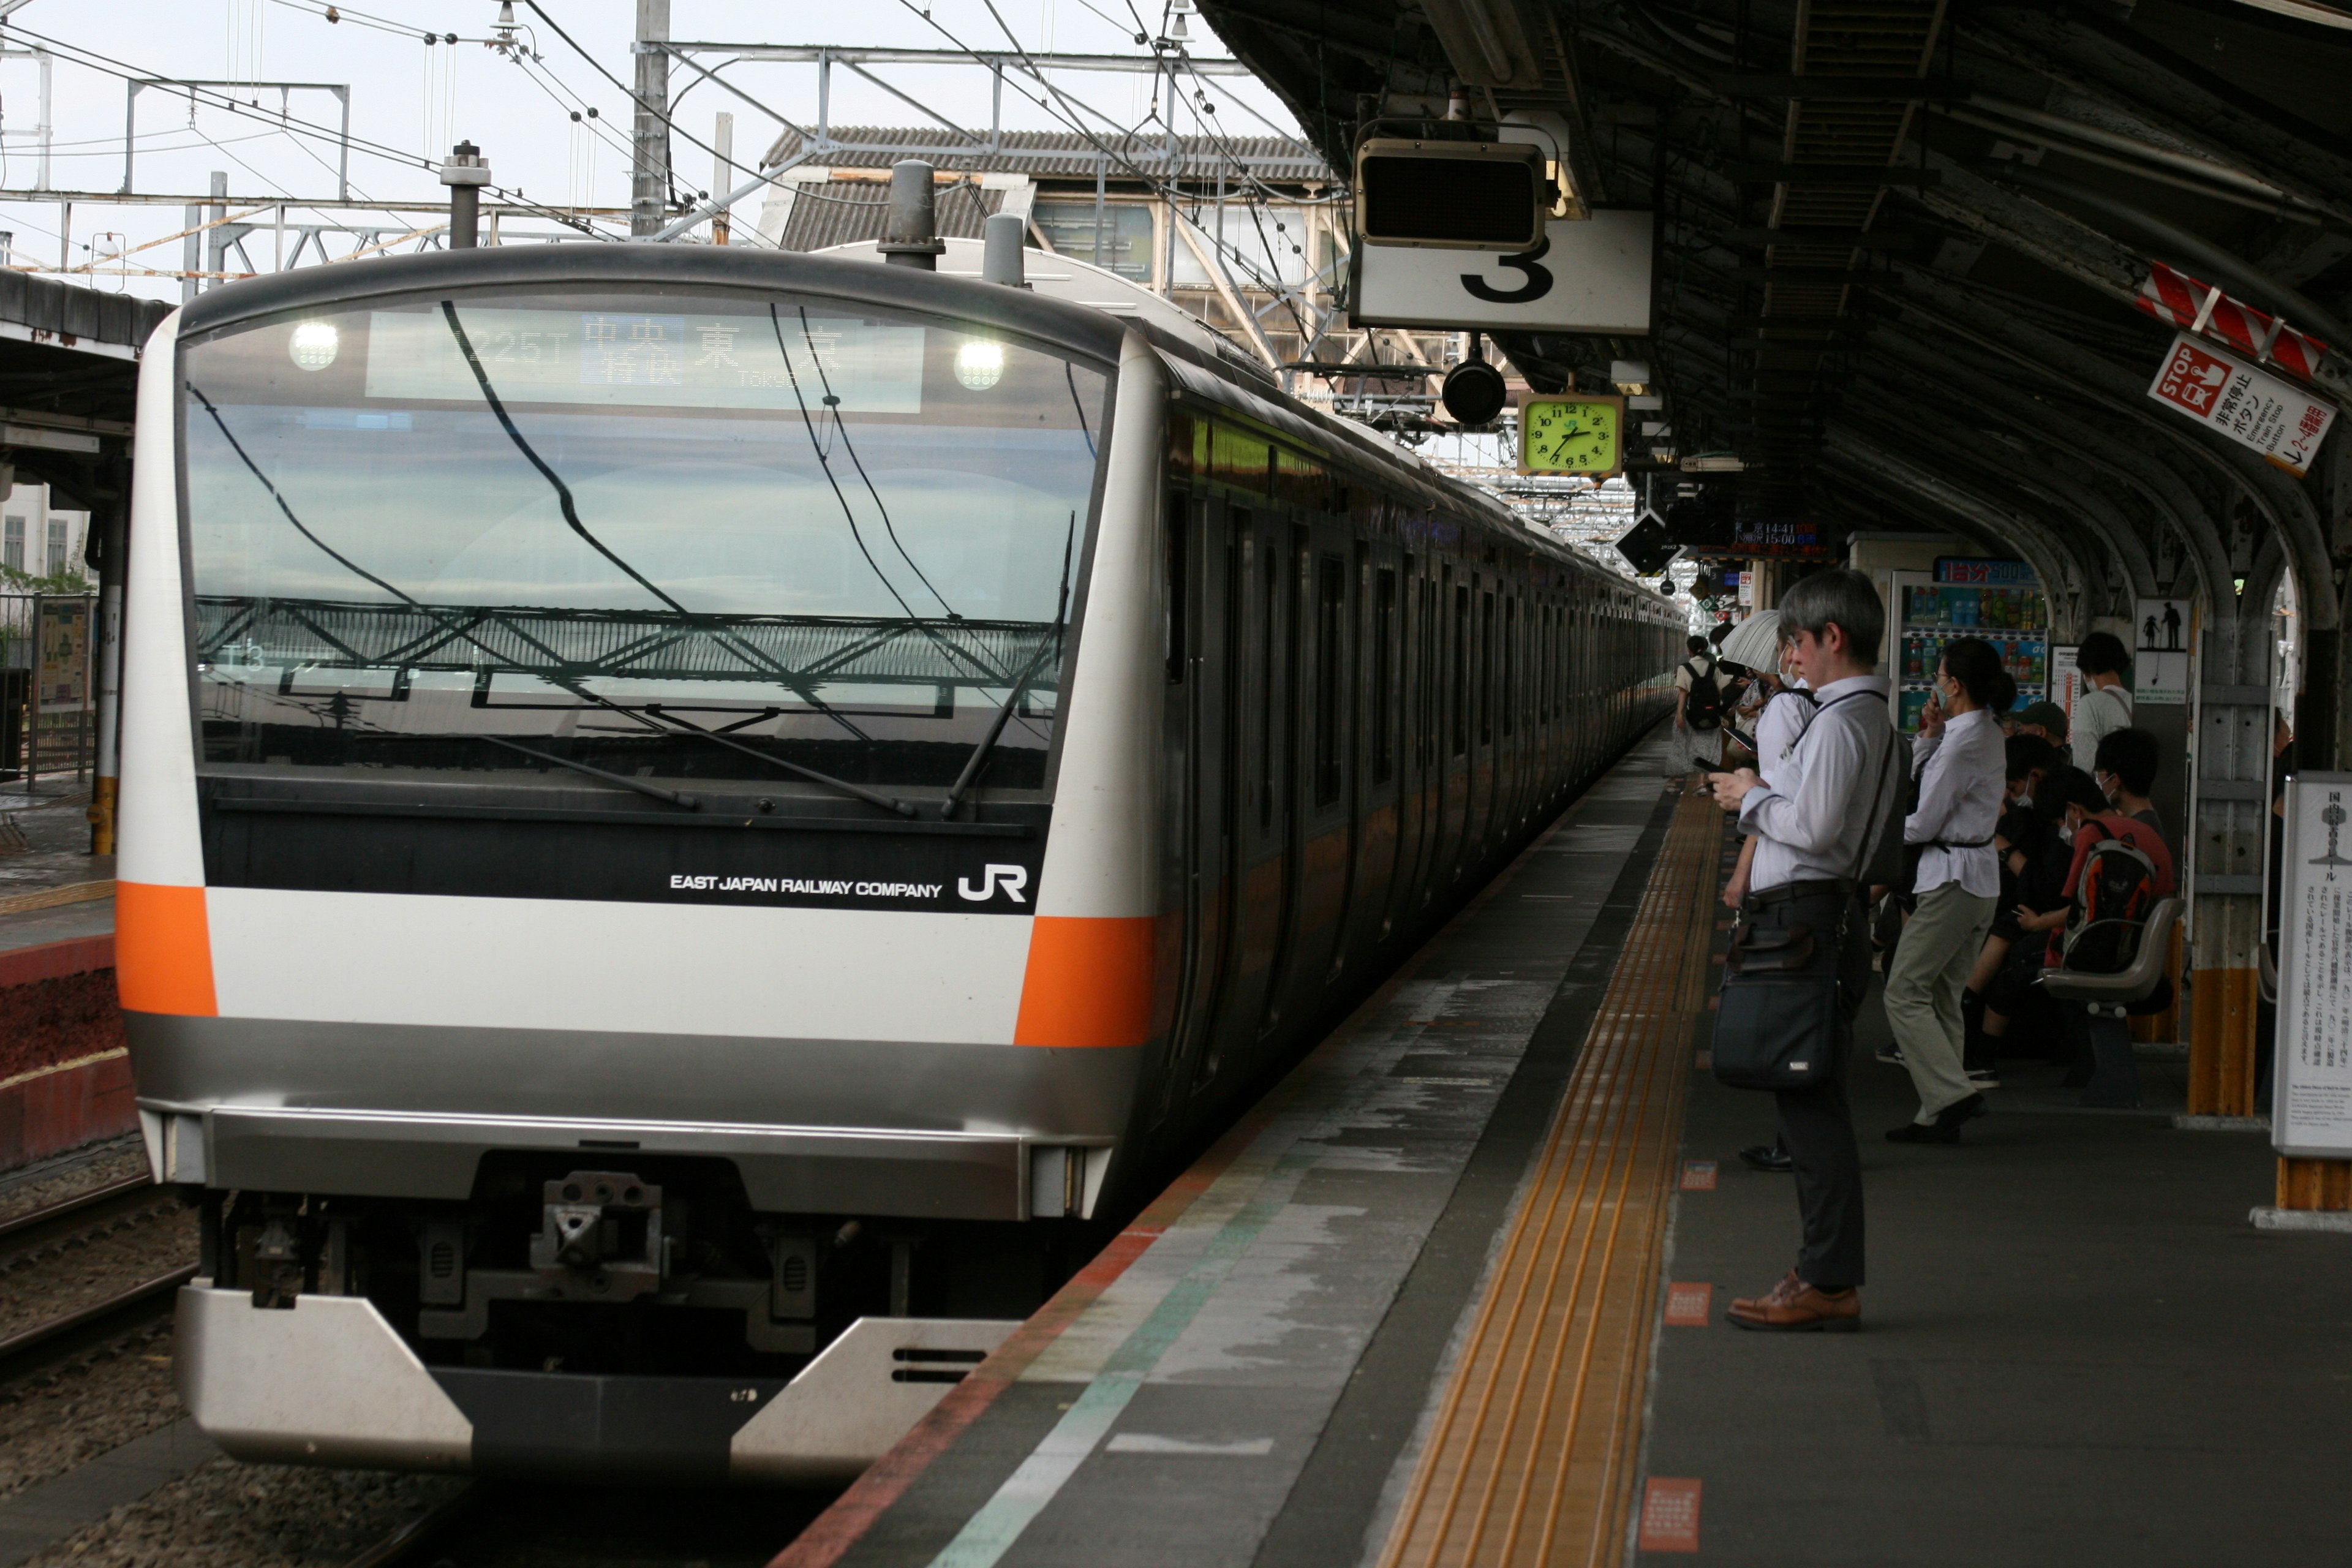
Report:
631,0,671,237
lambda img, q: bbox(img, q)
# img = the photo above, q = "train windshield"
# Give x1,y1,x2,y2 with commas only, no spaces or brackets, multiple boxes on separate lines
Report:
178,288,1110,804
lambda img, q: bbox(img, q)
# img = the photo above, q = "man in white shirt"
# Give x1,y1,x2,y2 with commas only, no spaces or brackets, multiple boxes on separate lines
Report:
2069,632,2133,772
1709,570,1899,1332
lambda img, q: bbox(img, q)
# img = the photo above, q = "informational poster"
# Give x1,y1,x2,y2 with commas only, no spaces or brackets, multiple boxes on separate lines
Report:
36,598,88,713
2134,598,2192,706
2049,644,2081,728
2277,772,2352,1156
2146,332,2337,478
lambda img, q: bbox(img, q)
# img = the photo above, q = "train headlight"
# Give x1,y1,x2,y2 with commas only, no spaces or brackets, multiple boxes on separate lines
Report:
954,339,1005,391
288,321,340,372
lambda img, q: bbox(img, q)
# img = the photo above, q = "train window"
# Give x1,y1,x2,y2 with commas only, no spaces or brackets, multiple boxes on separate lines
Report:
178,288,1111,798
1258,527,1281,831
1450,582,1469,758
1478,591,1495,747
1501,597,1517,737
1371,568,1396,784
1313,556,1345,806
1165,494,1191,684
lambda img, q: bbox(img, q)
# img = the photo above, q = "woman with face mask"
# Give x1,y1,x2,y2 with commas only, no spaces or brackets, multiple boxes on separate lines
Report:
1882,638,2009,1144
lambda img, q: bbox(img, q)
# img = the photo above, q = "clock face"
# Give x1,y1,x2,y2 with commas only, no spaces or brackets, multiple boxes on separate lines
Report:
1519,396,1623,476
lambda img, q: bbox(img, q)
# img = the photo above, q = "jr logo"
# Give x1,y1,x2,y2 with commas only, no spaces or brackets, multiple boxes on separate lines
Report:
957,864,1030,903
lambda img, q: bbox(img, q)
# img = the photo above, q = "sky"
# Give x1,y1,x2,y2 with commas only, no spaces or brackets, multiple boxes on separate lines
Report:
0,0,1311,301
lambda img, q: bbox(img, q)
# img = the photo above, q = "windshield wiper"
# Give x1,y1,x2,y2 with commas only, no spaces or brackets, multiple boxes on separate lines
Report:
469,734,702,812
938,514,1076,821
643,706,916,820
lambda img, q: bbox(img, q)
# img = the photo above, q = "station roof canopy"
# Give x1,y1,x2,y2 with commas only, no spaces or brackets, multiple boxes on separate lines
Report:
1199,0,2352,663
0,270,166,510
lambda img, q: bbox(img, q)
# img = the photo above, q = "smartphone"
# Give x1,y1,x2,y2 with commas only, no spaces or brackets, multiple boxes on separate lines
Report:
1693,756,1727,774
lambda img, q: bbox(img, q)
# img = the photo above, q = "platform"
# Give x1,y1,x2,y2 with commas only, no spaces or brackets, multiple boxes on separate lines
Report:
767,723,2352,1568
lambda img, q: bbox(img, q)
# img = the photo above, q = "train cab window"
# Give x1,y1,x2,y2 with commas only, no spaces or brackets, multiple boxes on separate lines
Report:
1313,556,1345,805
1371,567,1396,784
177,288,1112,805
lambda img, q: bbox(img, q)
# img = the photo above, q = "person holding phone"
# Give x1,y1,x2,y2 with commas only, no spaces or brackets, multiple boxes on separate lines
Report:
1706,570,1898,1331
1883,639,2008,1143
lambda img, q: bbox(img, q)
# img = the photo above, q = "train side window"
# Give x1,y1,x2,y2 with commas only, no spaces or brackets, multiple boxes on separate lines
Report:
1371,567,1396,784
1450,582,1469,758
1257,522,1279,831
1314,556,1346,806
1479,590,1495,747
1165,494,1191,684
1501,597,1517,738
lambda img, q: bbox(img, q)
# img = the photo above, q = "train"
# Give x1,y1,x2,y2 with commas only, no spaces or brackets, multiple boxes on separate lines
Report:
116,232,1680,1482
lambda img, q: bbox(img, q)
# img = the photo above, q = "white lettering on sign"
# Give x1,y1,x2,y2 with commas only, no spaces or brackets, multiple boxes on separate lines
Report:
666,875,949,899
957,864,1031,903
2147,332,2337,478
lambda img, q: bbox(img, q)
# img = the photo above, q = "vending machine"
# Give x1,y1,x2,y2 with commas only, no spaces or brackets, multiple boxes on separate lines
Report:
1890,561,2050,735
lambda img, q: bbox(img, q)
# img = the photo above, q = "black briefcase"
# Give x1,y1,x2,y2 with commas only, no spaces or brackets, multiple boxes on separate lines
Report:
1713,921,1844,1090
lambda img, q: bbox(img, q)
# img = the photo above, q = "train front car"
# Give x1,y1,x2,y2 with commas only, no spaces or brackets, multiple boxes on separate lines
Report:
118,250,1161,1482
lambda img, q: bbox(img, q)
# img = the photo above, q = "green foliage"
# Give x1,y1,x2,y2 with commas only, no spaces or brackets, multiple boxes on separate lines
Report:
0,565,91,594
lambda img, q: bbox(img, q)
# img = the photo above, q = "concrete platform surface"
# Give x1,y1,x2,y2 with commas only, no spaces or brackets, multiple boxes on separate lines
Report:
777,728,1691,1568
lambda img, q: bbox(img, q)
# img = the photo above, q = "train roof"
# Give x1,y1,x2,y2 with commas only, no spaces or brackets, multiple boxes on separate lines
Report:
174,244,1674,617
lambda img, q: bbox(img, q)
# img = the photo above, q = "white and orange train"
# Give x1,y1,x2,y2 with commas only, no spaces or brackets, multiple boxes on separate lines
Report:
116,239,1679,1481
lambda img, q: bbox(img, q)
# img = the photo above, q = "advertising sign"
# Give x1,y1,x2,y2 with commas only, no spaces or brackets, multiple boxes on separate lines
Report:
2134,597,2192,706
1353,208,1653,333
2276,772,2352,1156
36,598,88,713
2147,332,2337,477
1934,557,2036,586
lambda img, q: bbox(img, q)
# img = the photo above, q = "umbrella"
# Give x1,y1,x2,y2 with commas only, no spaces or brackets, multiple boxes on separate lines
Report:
1715,609,1782,673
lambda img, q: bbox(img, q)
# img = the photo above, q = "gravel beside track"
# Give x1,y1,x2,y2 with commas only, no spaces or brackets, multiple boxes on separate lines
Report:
0,1319,178,1502
0,1191,197,1347
0,1140,149,1229
13,1459,472,1568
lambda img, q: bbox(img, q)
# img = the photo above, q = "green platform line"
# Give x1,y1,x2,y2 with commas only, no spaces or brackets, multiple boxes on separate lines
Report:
926,1145,1324,1568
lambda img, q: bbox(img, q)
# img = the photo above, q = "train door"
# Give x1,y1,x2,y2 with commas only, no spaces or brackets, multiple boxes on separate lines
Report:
1352,544,1400,954
1165,493,1240,1106
1257,522,1311,1040
1202,511,1289,1062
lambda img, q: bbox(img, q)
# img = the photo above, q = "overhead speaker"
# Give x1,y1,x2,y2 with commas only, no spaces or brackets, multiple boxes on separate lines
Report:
1441,358,1509,426
1354,138,1548,251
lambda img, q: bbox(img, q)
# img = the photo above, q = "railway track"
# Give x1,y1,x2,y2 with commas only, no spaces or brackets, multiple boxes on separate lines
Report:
0,1175,197,1385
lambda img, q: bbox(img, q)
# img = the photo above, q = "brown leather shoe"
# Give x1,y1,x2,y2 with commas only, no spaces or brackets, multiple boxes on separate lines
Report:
1727,1275,1860,1332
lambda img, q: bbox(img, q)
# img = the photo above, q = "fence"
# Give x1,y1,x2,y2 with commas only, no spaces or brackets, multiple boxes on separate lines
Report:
0,593,97,792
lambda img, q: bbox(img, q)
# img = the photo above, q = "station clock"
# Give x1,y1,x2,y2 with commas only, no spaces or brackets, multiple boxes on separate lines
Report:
1518,394,1625,477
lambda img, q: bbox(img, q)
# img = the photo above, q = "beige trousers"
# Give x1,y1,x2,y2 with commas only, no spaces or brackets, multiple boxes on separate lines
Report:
1884,881,1997,1121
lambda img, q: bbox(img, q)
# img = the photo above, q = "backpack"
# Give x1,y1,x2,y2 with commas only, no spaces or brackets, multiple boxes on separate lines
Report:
1683,655,1726,729
2059,827,2160,974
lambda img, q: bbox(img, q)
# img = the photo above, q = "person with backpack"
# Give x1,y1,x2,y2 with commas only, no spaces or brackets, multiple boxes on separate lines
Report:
2011,769,2176,1091
1882,638,2009,1144
1675,633,1735,764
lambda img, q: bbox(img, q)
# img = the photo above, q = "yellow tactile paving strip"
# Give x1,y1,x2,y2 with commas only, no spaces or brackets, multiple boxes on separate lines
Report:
1376,784,1720,1568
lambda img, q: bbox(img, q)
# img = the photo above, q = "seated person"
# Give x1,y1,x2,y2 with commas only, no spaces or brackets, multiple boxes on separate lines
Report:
2005,767,2177,1082
1962,734,2061,1083
2016,700,2068,750
2094,726,2168,856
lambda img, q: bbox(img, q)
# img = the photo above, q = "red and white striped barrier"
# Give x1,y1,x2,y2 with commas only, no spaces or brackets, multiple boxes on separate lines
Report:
2135,260,2331,385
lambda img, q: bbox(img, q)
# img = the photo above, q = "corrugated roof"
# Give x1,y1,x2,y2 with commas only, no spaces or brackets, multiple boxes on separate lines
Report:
762,126,1332,183
775,178,1004,254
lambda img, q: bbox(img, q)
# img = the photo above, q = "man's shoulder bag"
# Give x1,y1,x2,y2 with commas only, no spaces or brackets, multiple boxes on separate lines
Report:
1712,699,1894,1092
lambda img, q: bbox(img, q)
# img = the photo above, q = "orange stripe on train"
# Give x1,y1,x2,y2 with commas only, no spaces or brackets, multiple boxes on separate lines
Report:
115,883,218,1017
1012,915,1155,1047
